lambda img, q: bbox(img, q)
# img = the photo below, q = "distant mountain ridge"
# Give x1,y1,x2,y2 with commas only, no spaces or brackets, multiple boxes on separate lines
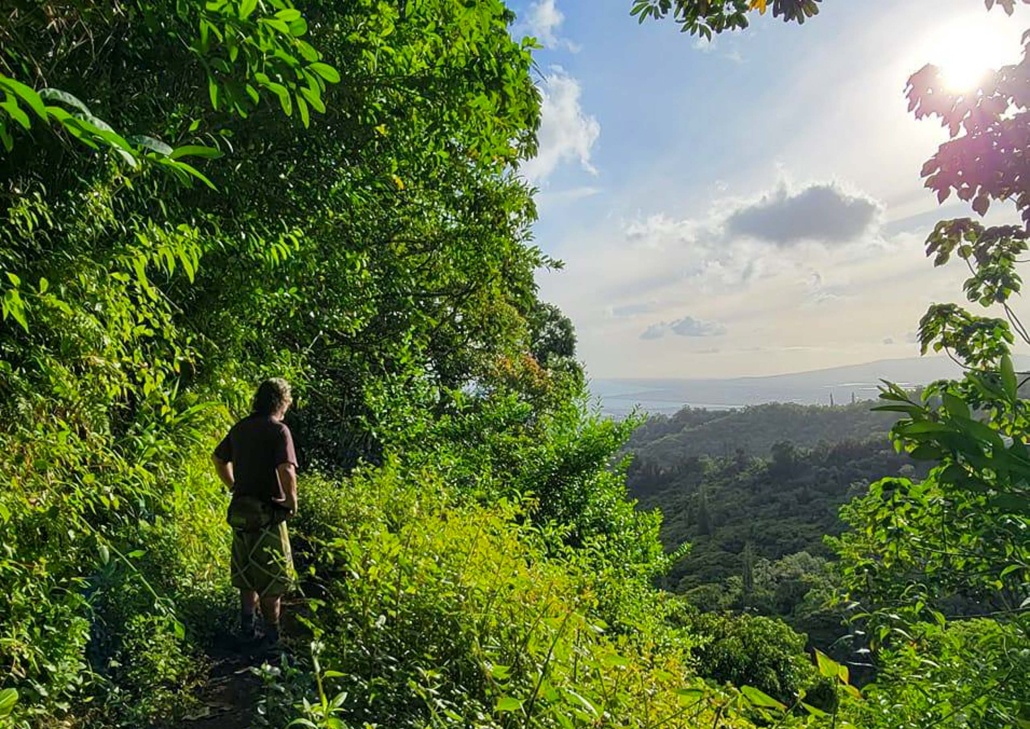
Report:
593,355,1030,416
626,401,899,465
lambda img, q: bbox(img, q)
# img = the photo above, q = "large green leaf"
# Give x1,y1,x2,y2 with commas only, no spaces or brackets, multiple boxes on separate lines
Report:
1001,354,1017,399
309,62,341,83
741,685,786,710
495,696,523,712
128,134,174,157
38,88,91,114
814,649,838,679
169,144,223,160
0,96,31,129
0,688,17,717
0,76,47,118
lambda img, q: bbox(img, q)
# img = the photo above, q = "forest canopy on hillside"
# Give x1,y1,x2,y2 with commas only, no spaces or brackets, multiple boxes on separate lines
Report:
623,404,926,663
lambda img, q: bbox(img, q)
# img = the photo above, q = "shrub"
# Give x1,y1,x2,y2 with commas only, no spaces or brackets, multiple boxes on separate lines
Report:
286,463,755,729
679,611,823,706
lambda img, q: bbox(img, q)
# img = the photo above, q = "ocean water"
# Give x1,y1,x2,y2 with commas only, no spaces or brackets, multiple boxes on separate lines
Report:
589,378,884,417
585,356,980,417
588,354,1030,417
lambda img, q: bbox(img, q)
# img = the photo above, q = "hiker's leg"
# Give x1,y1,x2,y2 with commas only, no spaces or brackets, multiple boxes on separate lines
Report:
240,589,259,637
259,595,282,642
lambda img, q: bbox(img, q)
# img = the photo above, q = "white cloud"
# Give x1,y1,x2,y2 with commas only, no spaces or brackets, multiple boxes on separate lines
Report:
693,37,718,54
536,176,979,377
535,185,602,213
521,68,600,184
587,179,887,307
608,301,659,318
528,0,562,45
691,36,745,63
619,179,885,254
521,0,581,51
641,316,728,340
725,181,884,245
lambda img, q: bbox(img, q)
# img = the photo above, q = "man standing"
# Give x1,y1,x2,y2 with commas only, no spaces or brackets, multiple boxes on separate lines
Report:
212,378,298,646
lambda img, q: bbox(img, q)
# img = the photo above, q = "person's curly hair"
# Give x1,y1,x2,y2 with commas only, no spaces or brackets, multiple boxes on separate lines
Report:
251,378,293,416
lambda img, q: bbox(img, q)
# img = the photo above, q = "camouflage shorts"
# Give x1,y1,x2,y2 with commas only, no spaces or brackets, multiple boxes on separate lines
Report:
230,521,295,597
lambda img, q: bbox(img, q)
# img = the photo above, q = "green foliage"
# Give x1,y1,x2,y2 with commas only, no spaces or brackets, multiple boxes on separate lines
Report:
0,72,216,186
849,619,1029,729
627,401,900,467
625,405,918,665
629,0,1025,40
0,563,90,722
4,0,1026,725
276,396,871,728
677,610,826,707
0,381,233,725
1,0,547,723
832,377,1030,724
687,553,842,649
627,433,911,588
354,368,678,634
527,301,582,384
630,0,822,39
99,613,206,725
0,2,715,726
285,465,761,729
829,9,1030,727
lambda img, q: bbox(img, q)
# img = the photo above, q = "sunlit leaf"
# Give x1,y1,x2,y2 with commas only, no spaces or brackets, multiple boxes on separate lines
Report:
309,62,341,83
169,144,223,160
495,696,523,712
741,685,786,710
0,97,31,129
1001,354,1016,399
128,134,174,157
0,76,47,119
0,688,18,718
814,649,838,679
38,88,91,114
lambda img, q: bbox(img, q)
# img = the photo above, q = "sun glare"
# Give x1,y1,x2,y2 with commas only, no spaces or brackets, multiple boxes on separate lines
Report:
928,21,1013,93
940,47,991,91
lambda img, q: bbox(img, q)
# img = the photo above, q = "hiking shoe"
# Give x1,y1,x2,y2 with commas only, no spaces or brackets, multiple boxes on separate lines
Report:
240,614,258,643
253,626,282,656
262,624,280,646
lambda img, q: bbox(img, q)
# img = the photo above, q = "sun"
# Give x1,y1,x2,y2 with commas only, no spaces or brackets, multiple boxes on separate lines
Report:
940,46,992,92
928,20,1014,94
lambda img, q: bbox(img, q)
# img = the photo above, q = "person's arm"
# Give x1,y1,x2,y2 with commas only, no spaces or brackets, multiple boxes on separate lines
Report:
277,462,298,515
275,424,299,516
213,454,235,492
213,433,234,491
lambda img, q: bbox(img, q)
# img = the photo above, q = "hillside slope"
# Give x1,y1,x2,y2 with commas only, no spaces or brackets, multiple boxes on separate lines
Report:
627,439,917,591
627,401,900,465
623,401,928,653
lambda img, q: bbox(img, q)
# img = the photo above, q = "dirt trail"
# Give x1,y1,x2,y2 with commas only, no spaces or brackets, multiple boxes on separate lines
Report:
182,641,265,729
182,598,309,729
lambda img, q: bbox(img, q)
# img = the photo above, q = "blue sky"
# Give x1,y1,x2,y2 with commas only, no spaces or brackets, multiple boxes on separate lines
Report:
509,0,1026,378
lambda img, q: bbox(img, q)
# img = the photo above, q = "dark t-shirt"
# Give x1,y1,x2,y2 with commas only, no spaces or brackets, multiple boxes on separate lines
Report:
214,415,297,504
